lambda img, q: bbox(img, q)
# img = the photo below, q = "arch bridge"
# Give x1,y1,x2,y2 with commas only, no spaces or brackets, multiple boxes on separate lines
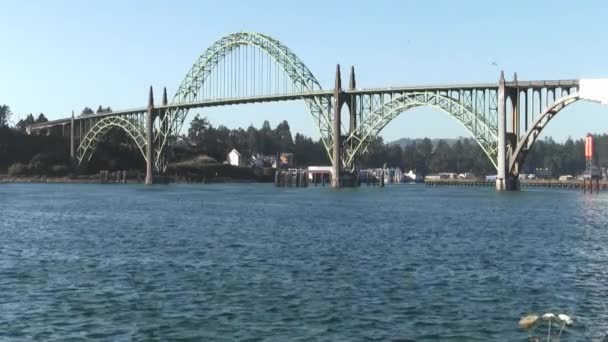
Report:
27,32,608,190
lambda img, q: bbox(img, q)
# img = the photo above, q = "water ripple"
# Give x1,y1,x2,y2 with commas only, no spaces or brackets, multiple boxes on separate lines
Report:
1,184,608,340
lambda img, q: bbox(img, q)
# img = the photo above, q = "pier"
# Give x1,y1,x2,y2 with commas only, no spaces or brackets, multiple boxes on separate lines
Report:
425,178,608,191
275,169,308,187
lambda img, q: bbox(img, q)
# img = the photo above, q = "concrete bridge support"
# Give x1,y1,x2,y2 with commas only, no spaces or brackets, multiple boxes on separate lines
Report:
348,66,358,180
331,65,360,188
507,73,521,191
70,110,75,162
332,65,342,188
496,71,520,191
145,86,154,185
496,72,507,190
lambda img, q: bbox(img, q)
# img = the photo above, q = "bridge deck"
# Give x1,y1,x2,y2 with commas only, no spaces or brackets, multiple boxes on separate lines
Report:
27,79,580,131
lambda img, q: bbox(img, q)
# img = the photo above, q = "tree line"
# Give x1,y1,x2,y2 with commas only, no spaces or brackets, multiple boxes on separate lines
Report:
183,114,603,177
358,135,607,176
0,104,129,176
183,114,328,166
0,102,605,177
0,103,112,133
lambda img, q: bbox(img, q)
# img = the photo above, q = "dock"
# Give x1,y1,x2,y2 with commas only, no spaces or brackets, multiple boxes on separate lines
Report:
424,179,608,192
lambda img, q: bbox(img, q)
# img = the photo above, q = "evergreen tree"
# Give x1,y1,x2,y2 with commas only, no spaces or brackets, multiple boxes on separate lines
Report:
0,105,12,127
35,113,48,123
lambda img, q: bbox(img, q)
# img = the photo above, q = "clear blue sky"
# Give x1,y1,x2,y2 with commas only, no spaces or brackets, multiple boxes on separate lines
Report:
2,0,608,142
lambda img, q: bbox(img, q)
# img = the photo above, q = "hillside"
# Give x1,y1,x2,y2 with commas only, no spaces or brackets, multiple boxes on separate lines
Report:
388,137,473,148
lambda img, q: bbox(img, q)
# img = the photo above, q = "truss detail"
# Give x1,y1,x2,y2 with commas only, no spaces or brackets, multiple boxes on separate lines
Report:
509,94,580,175
155,32,333,170
76,116,147,166
344,91,499,170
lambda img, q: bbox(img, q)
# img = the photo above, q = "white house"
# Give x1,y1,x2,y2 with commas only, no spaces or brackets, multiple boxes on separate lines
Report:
227,149,245,167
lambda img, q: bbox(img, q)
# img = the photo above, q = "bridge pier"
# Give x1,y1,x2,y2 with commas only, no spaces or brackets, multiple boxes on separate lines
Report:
348,66,359,181
145,86,154,185
332,65,342,188
496,71,521,191
330,65,360,188
70,110,75,162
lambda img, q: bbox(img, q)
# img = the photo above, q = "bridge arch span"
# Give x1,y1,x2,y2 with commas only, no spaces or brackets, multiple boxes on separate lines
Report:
344,92,499,170
508,94,581,175
156,32,333,170
76,116,147,167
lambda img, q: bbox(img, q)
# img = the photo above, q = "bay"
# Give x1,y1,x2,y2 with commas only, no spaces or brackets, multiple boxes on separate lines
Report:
1,183,607,341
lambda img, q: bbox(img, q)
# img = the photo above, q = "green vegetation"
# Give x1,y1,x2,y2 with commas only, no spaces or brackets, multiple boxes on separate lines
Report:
15,113,48,132
0,126,70,174
367,135,608,177
181,115,328,167
0,105,12,127
0,102,605,178
169,157,274,183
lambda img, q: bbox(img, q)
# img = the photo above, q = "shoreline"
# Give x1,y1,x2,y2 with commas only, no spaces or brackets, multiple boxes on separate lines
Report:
0,175,270,184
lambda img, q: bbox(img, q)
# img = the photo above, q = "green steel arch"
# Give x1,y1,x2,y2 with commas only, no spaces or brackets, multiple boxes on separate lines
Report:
509,94,580,175
155,32,333,169
76,116,147,166
344,92,499,170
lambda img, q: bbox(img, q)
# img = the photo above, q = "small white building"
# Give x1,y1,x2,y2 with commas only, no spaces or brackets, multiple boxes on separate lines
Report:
458,172,475,180
308,166,333,181
227,149,245,167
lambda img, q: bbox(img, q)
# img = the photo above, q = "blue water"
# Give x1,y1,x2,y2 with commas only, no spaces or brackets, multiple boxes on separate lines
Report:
1,183,608,341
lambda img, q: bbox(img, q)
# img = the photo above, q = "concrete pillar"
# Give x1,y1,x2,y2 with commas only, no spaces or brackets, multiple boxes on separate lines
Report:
348,66,357,134
332,65,342,188
496,71,506,191
510,73,521,183
348,66,359,184
145,86,154,185
161,87,168,137
70,110,75,161
512,72,519,138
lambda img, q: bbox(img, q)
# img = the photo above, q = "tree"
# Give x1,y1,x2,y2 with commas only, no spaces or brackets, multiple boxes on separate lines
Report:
81,107,95,116
16,114,36,132
35,113,48,123
258,120,274,154
96,105,112,114
429,140,450,173
274,120,294,153
416,138,434,176
187,114,210,143
451,140,464,172
246,125,258,155
0,105,12,127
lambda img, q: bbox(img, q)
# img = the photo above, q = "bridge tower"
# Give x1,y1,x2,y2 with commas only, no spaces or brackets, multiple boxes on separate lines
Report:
145,86,155,185
332,65,342,188
348,66,358,175
506,72,521,190
70,110,75,162
496,71,522,191
496,71,507,190
331,65,359,188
